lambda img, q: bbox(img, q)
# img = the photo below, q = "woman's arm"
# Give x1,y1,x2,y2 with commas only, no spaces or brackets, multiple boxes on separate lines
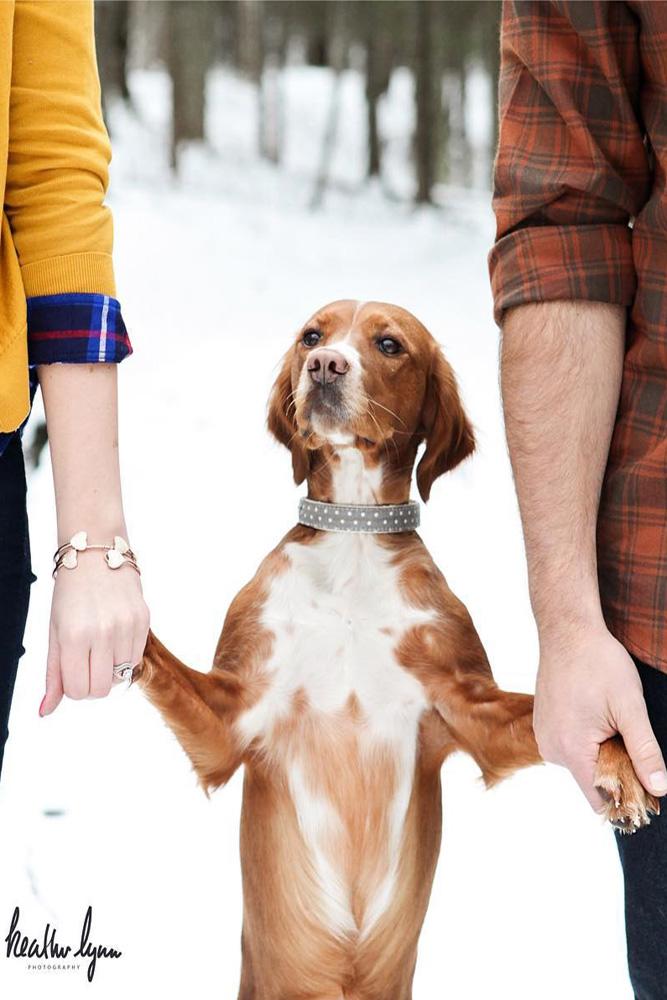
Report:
38,363,149,715
5,3,147,712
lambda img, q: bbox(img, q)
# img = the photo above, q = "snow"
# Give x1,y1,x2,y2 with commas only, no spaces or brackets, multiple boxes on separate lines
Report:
0,66,631,999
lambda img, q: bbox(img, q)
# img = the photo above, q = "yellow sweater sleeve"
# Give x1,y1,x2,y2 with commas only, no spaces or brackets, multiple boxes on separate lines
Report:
5,0,116,298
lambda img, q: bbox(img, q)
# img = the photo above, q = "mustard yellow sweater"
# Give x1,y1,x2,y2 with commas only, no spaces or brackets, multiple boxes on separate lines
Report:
0,0,116,432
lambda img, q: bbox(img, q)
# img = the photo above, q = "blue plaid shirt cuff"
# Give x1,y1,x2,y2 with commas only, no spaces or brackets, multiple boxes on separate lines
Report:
27,293,133,365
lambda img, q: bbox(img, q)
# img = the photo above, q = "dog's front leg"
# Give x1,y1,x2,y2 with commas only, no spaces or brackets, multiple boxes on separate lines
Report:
439,669,660,831
434,674,541,787
398,620,542,786
410,623,659,831
135,630,245,793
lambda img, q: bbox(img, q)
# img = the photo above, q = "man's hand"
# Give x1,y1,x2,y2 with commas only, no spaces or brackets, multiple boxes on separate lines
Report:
41,554,149,714
534,626,667,811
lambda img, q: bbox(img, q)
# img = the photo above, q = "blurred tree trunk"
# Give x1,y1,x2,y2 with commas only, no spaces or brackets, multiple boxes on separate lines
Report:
168,1,216,172
130,1,169,68
480,1,501,165
237,0,263,79
303,0,328,67
414,0,436,204
310,2,348,209
261,5,288,163
367,62,381,177
237,0,266,156
95,0,130,118
365,4,392,180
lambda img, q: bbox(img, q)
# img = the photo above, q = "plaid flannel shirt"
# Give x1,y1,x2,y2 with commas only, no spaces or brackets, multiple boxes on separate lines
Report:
490,1,667,669
0,293,132,455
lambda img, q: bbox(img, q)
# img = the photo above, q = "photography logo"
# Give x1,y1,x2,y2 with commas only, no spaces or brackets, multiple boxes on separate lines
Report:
4,905,122,981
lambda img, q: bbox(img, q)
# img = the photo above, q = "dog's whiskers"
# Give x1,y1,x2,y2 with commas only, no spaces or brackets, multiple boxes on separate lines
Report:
366,395,406,429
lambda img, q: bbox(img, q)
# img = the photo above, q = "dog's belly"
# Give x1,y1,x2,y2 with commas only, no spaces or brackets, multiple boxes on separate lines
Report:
235,534,435,940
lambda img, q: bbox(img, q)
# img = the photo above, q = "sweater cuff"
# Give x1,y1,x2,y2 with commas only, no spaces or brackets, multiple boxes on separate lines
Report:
488,224,637,326
27,294,133,365
21,252,116,298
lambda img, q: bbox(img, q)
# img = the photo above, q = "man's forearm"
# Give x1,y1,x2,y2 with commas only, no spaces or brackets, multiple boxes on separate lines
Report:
501,301,626,639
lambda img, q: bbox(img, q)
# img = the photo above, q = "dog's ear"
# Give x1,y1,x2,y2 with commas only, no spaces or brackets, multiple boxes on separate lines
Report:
416,348,475,502
267,351,309,485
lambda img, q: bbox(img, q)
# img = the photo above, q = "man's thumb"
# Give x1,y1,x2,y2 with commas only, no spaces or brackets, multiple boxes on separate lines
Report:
621,702,667,797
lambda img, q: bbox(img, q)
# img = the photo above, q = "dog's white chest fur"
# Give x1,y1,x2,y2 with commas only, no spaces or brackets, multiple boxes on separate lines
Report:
237,532,431,742
236,530,433,937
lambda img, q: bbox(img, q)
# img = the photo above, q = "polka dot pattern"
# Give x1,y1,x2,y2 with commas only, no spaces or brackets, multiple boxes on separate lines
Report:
298,498,420,534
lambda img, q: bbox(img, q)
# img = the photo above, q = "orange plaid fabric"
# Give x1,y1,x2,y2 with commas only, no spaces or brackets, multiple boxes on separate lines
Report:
489,1,667,669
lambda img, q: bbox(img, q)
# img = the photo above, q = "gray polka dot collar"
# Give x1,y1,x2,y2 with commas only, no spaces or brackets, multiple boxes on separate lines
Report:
298,498,420,534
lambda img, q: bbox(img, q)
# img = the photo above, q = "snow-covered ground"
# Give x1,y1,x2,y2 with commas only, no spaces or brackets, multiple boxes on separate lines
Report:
0,67,631,999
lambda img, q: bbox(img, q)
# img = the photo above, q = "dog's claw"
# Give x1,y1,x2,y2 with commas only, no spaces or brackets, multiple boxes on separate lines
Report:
595,737,660,834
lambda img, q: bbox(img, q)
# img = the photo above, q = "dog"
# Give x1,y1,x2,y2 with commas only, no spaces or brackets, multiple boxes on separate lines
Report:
136,300,657,999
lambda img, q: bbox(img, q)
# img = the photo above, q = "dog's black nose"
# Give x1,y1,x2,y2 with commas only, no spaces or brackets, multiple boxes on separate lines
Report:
307,349,349,385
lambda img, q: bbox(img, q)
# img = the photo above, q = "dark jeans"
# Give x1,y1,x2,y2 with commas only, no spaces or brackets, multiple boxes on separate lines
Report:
0,434,33,778
616,657,667,999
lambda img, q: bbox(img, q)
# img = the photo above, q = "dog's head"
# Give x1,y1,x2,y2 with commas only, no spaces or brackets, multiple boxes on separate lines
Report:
267,300,474,501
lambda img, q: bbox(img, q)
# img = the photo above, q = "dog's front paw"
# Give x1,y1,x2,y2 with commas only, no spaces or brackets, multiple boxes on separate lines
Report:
594,735,660,834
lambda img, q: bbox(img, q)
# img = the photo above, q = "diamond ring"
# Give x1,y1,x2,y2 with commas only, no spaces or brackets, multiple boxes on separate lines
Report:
112,662,134,682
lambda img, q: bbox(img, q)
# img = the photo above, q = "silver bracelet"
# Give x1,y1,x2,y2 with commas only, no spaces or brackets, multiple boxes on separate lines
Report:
53,531,140,578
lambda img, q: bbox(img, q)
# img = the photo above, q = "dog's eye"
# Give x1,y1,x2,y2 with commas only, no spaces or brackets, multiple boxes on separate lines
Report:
378,337,402,356
302,329,321,348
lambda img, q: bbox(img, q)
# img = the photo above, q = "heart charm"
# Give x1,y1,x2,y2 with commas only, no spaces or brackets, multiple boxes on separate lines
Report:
62,549,78,569
70,530,88,551
105,549,126,569
113,536,130,555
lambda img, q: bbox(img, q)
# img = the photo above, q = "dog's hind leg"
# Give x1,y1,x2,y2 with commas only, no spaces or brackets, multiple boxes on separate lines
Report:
135,630,245,792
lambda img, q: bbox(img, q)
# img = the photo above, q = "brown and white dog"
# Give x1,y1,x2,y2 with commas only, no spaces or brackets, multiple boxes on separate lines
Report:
137,300,657,999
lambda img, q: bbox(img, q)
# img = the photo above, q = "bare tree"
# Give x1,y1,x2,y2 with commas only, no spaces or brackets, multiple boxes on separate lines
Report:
98,0,498,194
309,2,348,210
476,0,501,163
364,3,389,179
167,1,216,172
259,5,287,164
95,0,130,118
414,0,436,203
237,0,287,164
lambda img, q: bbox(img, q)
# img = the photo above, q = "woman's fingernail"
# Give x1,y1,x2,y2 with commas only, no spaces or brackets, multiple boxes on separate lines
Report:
38,696,46,717
649,770,667,795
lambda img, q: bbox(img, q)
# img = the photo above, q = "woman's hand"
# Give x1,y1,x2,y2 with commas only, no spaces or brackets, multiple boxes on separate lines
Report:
41,555,150,715
36,363,149,716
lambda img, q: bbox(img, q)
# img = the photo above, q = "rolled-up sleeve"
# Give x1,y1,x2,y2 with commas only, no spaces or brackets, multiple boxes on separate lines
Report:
489,0,651,326
5,1,132,365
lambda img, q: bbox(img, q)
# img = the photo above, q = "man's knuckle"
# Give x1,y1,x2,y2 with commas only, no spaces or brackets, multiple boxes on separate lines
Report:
623,695,647,720
630,736,660,761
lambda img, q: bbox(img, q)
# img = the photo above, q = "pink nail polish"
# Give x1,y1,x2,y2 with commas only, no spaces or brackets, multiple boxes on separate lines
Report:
38,696,46,717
